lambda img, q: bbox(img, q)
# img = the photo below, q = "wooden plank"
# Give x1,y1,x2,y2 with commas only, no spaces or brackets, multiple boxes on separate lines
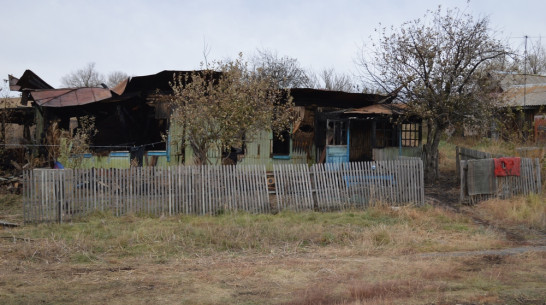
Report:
261,165,269,213
273,165,281,211
419,159,425,205
460,160,466,203
293,164,301,211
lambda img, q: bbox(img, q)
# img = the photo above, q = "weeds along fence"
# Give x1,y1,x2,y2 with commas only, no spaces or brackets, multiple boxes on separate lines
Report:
23,160,424,223
457,147,542,204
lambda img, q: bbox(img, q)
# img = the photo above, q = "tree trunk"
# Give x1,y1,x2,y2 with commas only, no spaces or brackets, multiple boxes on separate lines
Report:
191,141,210,165
422,119,443,184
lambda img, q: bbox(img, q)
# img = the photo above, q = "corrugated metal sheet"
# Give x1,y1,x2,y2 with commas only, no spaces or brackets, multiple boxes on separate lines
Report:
503,83,546,107
500,73,546,88
499,73,546,107
30,88,112,107
9,70,54,91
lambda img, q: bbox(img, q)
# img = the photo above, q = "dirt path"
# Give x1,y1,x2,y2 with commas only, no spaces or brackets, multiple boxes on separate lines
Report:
419,245,546,258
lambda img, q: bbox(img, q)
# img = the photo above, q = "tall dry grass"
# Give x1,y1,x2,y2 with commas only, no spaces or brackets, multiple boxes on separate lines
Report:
2,205,506,265
473,194,546,232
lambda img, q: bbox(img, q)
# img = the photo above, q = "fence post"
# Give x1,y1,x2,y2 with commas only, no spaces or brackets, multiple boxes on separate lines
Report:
459,160,466,203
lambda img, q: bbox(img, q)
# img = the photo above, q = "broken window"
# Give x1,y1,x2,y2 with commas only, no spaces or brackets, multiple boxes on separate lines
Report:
326,120,347,146
272,130,290,156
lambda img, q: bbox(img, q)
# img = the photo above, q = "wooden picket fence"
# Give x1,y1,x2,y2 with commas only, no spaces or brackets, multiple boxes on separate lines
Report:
23,160,425,223
273,164,314,212
23,165,270,223
455,146,504,177
457,147,542,204
313,160,424,210
273,160,424,211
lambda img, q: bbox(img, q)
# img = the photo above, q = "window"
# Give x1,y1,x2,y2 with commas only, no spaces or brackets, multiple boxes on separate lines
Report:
401,123,421,147
326,120,347,145
272,130,290,156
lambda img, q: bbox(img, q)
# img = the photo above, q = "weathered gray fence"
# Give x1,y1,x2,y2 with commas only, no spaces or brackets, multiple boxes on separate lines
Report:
273,160,425,211
23,165,270,223
455,146,504,177
23,160,425,223
312,160,424,210
273,164,314,211
457,147,542,204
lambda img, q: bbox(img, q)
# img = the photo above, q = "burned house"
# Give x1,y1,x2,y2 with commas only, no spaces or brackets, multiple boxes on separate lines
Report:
9,70,195,167
8,70,422,169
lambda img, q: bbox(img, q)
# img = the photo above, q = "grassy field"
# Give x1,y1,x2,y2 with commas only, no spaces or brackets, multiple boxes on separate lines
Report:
1,195,545,304
1,139,545,304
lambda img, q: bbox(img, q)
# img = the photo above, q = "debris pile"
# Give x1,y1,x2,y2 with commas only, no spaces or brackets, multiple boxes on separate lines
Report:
0,175,23,194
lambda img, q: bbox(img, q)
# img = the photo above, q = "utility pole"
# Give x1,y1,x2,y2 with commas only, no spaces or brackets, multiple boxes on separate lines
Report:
523,35,529,107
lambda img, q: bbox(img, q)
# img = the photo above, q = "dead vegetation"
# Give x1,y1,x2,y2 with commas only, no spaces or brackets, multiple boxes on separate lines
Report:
1,193,545,304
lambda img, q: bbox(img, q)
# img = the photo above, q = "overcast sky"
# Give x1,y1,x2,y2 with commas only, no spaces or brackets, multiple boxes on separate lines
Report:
2,0,546,90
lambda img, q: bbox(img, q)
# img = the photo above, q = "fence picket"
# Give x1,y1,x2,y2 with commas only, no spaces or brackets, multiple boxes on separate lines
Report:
24,160,426,222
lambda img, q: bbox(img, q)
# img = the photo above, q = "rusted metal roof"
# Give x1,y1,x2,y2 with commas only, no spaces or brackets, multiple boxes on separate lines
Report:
9,70,53,91
499,73,546,107
30,88,112,107
345,103,407,115
111,77,129,96
503,83,546,107
8,70,211,107
8,69,395,110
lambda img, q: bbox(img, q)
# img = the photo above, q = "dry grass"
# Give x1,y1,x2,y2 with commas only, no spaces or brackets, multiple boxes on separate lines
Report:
0,206,507,263
472,194,546,233
1,200,545,304
447,136,519,156
0,194,21,223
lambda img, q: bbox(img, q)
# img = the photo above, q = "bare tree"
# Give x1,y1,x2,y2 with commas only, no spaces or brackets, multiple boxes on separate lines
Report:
317,68,355,92
357,6,508,182
170,53,295,165
106,71,128,88
61,62,105,88
251,49,311,88
522,38,546,75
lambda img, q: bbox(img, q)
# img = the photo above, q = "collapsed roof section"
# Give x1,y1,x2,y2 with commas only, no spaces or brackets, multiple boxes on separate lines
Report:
9,70,207,108
9,70,53,91
9,69,396,110
288,88,396,108
30,88,113,107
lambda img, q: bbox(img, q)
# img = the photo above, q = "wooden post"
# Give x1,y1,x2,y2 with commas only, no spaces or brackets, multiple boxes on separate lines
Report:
459,160,466,203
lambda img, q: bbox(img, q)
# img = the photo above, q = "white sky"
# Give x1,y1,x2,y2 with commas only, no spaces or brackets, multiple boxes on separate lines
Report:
2,0,546,89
